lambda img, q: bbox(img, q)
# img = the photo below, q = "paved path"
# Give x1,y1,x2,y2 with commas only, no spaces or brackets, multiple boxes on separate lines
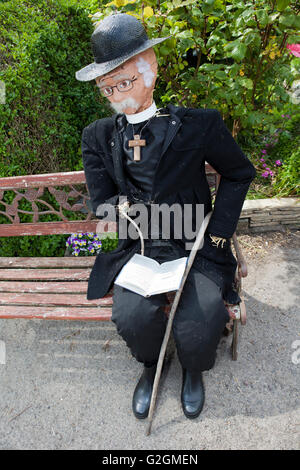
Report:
0,232,299,450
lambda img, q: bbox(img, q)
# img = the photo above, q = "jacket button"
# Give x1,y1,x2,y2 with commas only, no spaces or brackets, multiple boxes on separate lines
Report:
111,141,115,147
172,120,176,125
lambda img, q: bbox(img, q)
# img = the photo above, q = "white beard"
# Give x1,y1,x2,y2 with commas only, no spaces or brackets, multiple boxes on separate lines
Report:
109,97,141,114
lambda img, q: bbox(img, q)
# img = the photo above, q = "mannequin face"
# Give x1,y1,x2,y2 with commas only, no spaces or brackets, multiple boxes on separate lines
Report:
95,48,158,114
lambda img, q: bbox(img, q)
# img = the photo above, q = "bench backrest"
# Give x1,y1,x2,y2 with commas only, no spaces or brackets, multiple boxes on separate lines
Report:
0,165,219,237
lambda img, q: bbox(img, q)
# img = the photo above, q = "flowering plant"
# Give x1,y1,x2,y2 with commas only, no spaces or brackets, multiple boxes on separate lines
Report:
254,113,294,181
66,232,102,256
286,44,300,58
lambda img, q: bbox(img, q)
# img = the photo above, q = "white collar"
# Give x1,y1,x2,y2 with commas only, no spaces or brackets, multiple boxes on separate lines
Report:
125,101,157,124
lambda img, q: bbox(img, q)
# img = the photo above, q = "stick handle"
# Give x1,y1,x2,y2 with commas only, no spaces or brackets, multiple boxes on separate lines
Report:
146,211,212,436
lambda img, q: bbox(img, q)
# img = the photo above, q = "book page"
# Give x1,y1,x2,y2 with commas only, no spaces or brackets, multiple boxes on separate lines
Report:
114,254,160,294
114,254,188,297
150,257,188,295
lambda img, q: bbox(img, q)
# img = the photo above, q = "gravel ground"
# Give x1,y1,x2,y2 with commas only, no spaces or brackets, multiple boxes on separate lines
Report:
0,231,299,450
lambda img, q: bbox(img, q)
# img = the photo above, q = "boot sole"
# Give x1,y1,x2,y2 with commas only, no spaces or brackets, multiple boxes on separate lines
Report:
182,401,204,419
133,409,149,420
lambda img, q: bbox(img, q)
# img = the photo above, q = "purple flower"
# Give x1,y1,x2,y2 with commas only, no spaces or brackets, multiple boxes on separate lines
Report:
263,163,266,168
262,150,267,154
260,158,265,162
68,232,102,256
262,171,269,178
275,160,282,166
73,248,80,257
269,171,274,176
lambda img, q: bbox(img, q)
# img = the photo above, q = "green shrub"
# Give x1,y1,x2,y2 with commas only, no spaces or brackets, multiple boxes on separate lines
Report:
100,234,119,253
0,232,119,257
0,234,67,257
0,0,111,256
273,147,300,196
0,0,109,177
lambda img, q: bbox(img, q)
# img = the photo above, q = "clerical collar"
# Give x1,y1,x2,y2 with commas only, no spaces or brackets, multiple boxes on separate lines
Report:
125,102,157,124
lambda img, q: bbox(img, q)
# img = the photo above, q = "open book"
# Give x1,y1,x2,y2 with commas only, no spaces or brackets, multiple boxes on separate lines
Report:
114,253,188,297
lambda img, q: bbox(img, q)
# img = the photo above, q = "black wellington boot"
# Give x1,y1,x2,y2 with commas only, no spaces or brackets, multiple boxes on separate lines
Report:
132,364,157,419
181,368,205,419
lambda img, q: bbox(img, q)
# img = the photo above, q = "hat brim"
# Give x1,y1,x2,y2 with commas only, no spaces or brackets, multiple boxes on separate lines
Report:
75,36,170,82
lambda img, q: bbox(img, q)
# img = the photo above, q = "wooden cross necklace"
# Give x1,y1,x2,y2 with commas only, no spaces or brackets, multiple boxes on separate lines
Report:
128,110,170,162
128,131,146,161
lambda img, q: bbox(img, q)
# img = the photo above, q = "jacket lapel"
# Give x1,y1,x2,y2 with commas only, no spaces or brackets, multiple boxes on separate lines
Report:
109,113,128,195
161,106,182,157
155,104,187,172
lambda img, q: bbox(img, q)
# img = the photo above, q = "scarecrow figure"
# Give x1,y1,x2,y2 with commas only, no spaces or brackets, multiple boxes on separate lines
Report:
76,13,256,420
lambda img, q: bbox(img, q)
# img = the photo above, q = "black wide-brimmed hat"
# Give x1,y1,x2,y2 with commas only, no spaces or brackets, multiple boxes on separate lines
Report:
75,13,170,82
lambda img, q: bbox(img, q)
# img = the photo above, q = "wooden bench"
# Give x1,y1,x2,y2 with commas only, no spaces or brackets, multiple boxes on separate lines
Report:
0,166,247,358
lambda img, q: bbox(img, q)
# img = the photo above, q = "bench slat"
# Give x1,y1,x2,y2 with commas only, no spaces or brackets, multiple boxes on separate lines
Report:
0,269,90,280
0,280,89,293
0,292,113,306
0,166,215,189
0,171,86,189
0,281,114,298
0,305,112,321
0,257,96,268
0,221,114,237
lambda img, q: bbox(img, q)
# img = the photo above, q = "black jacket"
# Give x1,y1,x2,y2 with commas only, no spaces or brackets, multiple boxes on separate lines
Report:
81,104,256,301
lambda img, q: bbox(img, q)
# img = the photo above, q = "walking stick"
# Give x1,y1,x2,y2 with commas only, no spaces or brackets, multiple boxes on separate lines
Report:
146,211,212,436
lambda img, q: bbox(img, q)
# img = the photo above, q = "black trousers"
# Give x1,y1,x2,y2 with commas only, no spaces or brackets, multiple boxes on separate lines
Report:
111,241,230,372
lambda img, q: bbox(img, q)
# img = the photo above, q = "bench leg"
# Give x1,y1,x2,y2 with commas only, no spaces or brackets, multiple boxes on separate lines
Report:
240,297,247,325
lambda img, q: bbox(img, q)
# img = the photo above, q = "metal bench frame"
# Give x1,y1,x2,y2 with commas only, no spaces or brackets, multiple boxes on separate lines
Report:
0,166,247,359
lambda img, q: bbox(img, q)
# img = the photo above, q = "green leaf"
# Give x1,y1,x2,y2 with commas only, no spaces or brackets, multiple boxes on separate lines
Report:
176,30,194,39
240,78,253,90
268,12,280,23
293,16,300,30
187,79,203,92
276,0,291,11
159,45,171,56
279,13,296,27
215,70,227,80
180,0,198,5
242,31,261,47
199,63,223,71
206,33,220,47
225,42,247,61
246,111,262,126
256,9,269,28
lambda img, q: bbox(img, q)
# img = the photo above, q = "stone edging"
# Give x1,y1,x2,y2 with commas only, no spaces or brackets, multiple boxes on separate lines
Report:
237,197,300,233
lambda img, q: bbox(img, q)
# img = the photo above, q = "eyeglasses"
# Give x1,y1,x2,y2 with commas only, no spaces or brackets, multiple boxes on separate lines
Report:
96,77,138,97
96,61,157,97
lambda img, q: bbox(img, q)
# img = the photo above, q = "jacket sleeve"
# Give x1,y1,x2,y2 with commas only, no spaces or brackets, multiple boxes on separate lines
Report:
204,109,256,238
81,123,119,218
